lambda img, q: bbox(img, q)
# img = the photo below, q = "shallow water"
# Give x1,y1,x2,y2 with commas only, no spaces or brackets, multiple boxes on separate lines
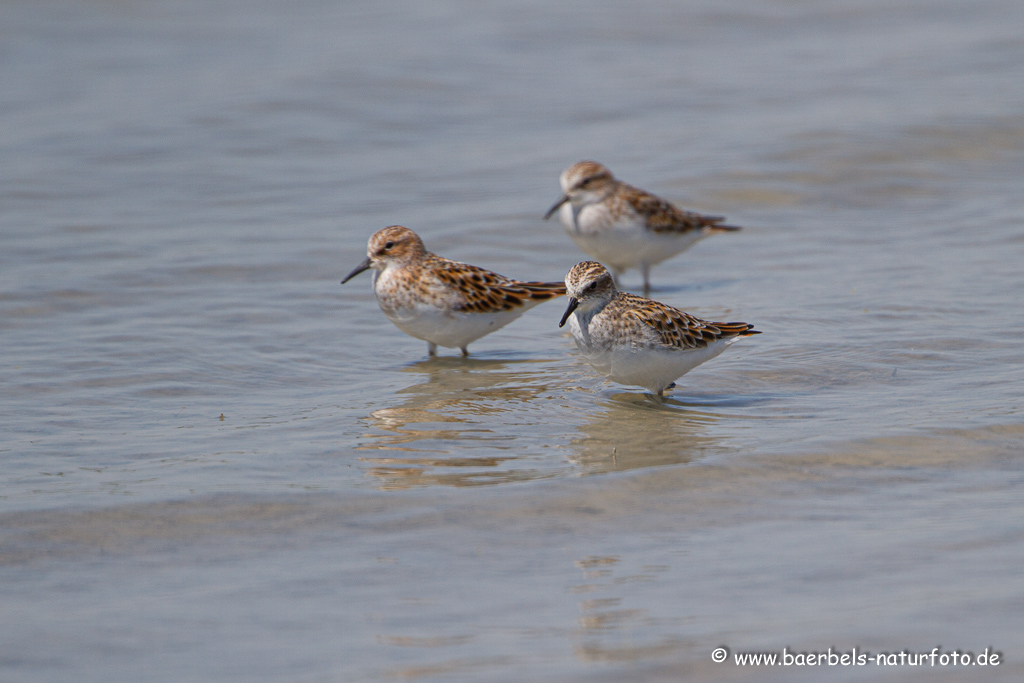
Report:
2,0,1024,680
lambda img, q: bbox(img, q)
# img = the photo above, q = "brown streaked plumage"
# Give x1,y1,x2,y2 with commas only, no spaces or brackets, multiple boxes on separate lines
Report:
559,261,759,396
616,292,758,350
342,225,566,357
545,161,741,295
623,188,735,235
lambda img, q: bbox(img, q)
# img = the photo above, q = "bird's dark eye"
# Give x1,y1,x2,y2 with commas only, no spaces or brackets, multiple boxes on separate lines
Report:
588,281,597,290
580,178,593,187
384,241,394,250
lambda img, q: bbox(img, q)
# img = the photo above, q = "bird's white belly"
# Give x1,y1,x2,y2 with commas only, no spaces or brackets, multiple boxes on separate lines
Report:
560,204,703,272
576,337,735,393
381,303,524,349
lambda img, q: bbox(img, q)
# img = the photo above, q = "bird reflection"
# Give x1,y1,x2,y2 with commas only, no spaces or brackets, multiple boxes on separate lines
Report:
569,554,685,662
358,356,568,489
357,354,756,488
567,391,732,475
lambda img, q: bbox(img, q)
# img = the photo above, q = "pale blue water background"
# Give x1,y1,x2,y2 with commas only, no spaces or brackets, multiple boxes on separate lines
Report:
2,0,1024,680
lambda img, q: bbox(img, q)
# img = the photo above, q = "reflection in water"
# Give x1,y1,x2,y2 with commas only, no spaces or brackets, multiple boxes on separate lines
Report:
567,391,746,475
358,357,569,489
358,357,759,488
570,555,684,663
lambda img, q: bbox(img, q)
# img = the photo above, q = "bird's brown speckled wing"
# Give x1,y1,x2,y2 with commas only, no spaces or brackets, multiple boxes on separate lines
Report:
623,184,739,235
618,293,759,349
428,255,566,314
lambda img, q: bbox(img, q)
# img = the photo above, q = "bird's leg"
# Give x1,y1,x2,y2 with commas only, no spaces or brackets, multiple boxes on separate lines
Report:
428,342,437,357
460,347,469,357
641,264,651,297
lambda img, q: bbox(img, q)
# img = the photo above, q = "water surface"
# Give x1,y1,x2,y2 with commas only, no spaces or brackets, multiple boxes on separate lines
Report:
2,0,1023,680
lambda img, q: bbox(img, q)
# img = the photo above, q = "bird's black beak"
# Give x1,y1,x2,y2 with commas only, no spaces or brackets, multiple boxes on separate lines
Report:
558,297,579,328
341,257,372,284
544,194,569,220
